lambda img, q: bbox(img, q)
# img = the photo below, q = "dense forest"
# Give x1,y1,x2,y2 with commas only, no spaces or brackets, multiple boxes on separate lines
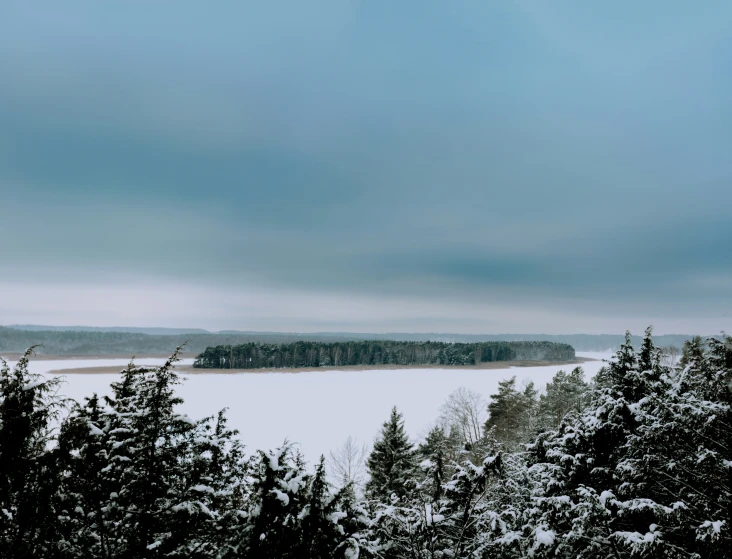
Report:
192,340,576,369
0,328,729,558
0,325,695,355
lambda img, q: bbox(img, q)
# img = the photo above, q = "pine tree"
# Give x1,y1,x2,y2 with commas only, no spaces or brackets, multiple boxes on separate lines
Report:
239,444,355,559
417,426,450,501
537,367,589,430
0,348,65,559
56,350,249,558
56,393,117,558
242,445,309,558
525,328,732,558
366,407,416,500
484,377,538,449
299,456,354,558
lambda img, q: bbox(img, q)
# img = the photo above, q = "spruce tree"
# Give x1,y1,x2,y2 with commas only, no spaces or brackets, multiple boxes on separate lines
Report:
56,351,249,558
366,407,416,500
484,377,537,449
299,455,354,558
0,348,65,559
537,367,588,430
243,445,309,558
524,328,732,558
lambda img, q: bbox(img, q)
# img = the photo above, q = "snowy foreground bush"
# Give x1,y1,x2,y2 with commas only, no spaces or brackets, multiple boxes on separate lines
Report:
0,330,729,558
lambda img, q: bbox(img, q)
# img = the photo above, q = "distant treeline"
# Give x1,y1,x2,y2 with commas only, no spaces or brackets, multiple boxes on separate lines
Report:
0,327,371,356
192,340,575,369
1,325,698,356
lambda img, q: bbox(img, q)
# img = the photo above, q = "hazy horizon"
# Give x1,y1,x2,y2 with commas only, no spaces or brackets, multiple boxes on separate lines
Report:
0,323,718,338
2,2,730,333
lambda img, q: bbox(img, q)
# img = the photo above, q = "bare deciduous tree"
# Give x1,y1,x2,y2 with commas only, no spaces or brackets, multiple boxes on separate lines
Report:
660,345,681,366
328,436,368,492
438,386,487,447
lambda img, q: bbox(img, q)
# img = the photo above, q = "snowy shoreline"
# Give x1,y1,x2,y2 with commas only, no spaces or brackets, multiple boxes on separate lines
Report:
4,352,613,460
42,356,598,376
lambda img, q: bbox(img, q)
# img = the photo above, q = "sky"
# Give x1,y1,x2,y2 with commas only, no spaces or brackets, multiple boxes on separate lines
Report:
1,1,731,334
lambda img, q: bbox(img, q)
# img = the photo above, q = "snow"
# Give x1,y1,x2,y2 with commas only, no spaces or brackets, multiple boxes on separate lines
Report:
599,490,615,506
6,353,612,462
535,527,555,546
271,489,290,506
699,520,724,534
88,422,104,436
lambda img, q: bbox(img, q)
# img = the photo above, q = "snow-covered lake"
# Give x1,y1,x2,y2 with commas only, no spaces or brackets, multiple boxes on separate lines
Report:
9,353,613,462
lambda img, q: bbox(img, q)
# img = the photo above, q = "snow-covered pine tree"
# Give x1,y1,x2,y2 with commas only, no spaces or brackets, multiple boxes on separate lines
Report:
0,348,65,559
56,392,117,558
242,444,356,558
57,350,249,558
168,409,249,557
366,407,417,501
417,426,451,501
524,328,732,558
522,330,657,558
298,455,357,558
611,333,731,557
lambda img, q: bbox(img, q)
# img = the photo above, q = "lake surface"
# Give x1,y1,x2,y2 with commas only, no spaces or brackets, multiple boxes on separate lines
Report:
9,352,613,462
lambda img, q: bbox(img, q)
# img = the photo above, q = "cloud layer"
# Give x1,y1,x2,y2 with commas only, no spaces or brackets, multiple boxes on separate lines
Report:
2,1,731,333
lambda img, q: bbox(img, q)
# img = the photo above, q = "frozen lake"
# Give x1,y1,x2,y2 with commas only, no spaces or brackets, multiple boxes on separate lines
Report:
8,353,613,462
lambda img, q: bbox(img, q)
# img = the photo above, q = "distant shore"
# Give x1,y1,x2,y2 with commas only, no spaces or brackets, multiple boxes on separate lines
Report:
38,356,598,376
1,352,194,361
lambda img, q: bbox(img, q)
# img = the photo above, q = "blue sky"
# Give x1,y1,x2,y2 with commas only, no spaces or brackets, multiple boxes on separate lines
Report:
1,1,731,333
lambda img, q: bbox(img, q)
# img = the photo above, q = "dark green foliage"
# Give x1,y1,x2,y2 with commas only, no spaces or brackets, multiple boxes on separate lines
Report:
417,426,452,501
537,367,589,430
0,348,65,559
193,340,575,369
56,350,249,558
243,447,353,559
526,329,732,558
366,407,417,500
484,377,538,449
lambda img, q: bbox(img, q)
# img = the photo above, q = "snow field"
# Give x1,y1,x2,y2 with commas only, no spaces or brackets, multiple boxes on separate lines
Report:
10,353,612,463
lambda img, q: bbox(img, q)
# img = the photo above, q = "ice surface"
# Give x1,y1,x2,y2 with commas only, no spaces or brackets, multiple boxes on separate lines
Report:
6,353,612,463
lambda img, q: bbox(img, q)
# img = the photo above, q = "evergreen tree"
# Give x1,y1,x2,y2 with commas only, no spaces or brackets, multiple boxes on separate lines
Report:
0,348,65,559
300,456,352,558
484,377,538,449
417,426,451,501
525,328,731,558
56,393,117,558
242,446,353,558
56,351,249,558
243,445,309,558
366,407,416,500
537,367,589,430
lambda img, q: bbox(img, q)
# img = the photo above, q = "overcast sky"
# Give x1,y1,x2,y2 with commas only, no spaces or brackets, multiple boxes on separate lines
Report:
1,1,731,334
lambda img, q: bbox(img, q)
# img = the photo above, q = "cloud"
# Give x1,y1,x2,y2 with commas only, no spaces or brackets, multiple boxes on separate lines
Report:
0,1,731,333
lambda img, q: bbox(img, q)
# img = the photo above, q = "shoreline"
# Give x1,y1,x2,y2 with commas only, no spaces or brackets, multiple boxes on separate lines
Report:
44,356,598,376
0,352,194,361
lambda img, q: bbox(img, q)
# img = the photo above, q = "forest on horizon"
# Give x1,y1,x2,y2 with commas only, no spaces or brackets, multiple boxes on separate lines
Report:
0,325,699,356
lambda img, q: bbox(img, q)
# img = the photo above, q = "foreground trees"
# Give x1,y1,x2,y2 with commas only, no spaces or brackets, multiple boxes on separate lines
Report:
0,330,729,558
364,329,731,558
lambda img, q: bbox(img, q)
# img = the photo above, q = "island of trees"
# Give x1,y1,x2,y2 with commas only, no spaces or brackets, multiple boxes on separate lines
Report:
192,340,576,369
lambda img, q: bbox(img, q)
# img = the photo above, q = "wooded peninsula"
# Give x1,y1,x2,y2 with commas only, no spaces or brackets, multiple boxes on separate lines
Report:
192,340,575,369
